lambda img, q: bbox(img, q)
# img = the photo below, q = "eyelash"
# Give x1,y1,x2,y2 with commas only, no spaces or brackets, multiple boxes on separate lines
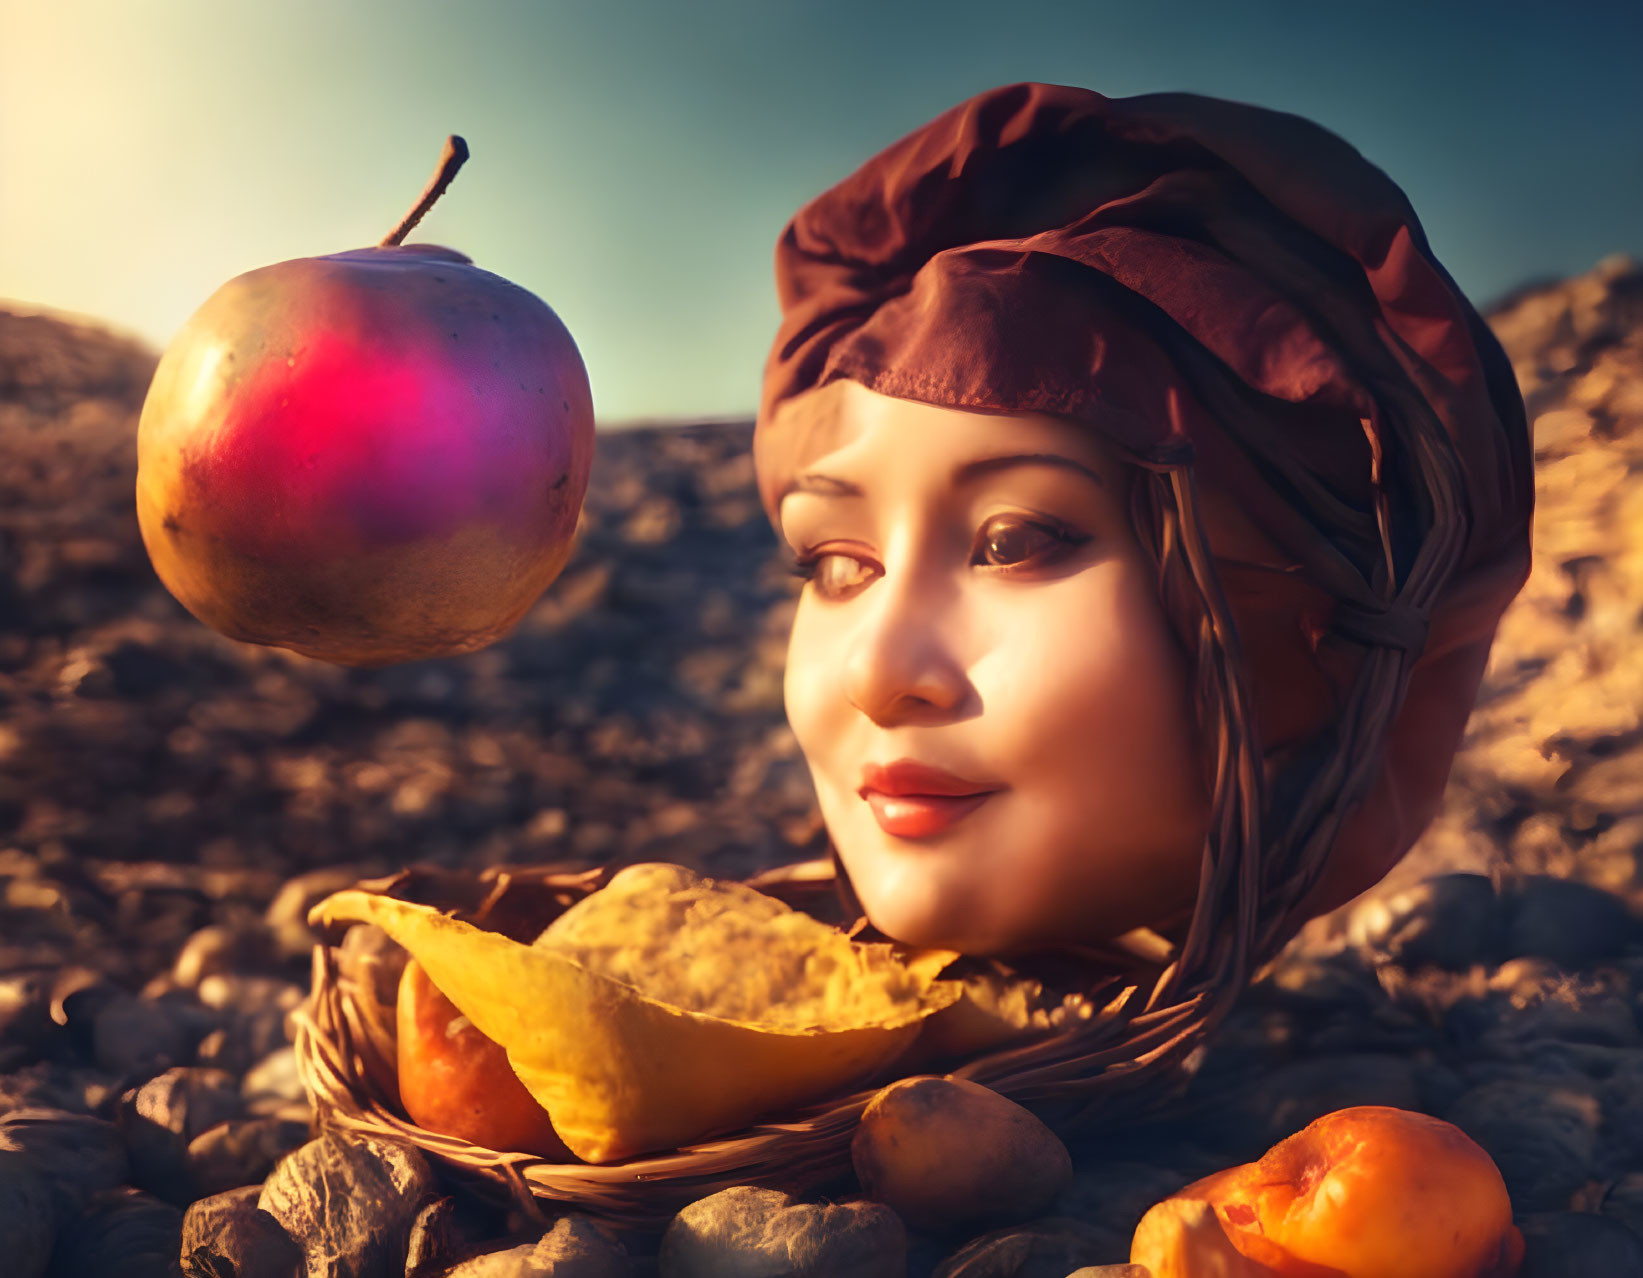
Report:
786,517,1090,589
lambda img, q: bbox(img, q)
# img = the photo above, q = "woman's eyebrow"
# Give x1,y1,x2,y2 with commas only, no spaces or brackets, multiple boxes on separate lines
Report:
953,453,1104,488
777,472,863,503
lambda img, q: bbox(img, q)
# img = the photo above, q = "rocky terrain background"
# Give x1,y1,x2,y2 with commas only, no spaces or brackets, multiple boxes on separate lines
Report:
1,251,1641,1276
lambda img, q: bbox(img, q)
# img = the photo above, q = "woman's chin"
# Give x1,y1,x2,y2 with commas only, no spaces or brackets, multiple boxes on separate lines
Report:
858,895,1016,957
860,889,1163,960
845,846,1057,956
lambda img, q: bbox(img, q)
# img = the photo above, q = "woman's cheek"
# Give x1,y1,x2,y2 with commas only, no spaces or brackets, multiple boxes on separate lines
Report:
784,604,856,814
783,603,826,746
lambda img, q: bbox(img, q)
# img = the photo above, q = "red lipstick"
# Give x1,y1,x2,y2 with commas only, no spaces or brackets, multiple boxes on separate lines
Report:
859,760,994,797
858,759,1000,838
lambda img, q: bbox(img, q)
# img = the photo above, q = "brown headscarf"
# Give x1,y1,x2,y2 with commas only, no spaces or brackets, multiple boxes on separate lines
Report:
756,83,1534,993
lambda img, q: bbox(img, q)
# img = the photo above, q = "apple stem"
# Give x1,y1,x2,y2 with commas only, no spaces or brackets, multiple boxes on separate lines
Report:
380,135,470,247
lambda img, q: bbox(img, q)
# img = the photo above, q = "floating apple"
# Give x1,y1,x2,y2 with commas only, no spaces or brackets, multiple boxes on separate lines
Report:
136,136,595,666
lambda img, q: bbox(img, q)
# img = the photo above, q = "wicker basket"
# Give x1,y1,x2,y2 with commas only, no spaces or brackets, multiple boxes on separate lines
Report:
291,856,1210,1227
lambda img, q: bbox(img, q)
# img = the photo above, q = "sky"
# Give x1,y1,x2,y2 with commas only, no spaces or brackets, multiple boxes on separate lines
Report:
2,0,1639,426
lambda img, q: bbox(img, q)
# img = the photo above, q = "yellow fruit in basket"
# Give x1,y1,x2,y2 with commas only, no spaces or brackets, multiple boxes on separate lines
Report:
534,862,961,1021
311,864,962,1163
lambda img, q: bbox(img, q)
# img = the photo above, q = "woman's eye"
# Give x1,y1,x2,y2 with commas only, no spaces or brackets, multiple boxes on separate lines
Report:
788,518,1083,597
789,551,879,598
974,516,1085,568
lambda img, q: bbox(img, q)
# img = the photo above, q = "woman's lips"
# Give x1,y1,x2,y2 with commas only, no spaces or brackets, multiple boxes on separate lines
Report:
857,760,1001,838
861,789,996,838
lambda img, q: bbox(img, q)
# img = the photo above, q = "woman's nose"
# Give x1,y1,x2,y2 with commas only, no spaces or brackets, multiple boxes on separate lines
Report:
842,575,969,725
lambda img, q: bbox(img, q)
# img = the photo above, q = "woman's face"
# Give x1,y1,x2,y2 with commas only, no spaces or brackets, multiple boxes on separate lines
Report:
775,381,1212,956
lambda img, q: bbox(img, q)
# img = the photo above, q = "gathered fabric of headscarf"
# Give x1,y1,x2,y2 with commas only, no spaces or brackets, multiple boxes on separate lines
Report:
756,82,1534,1047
